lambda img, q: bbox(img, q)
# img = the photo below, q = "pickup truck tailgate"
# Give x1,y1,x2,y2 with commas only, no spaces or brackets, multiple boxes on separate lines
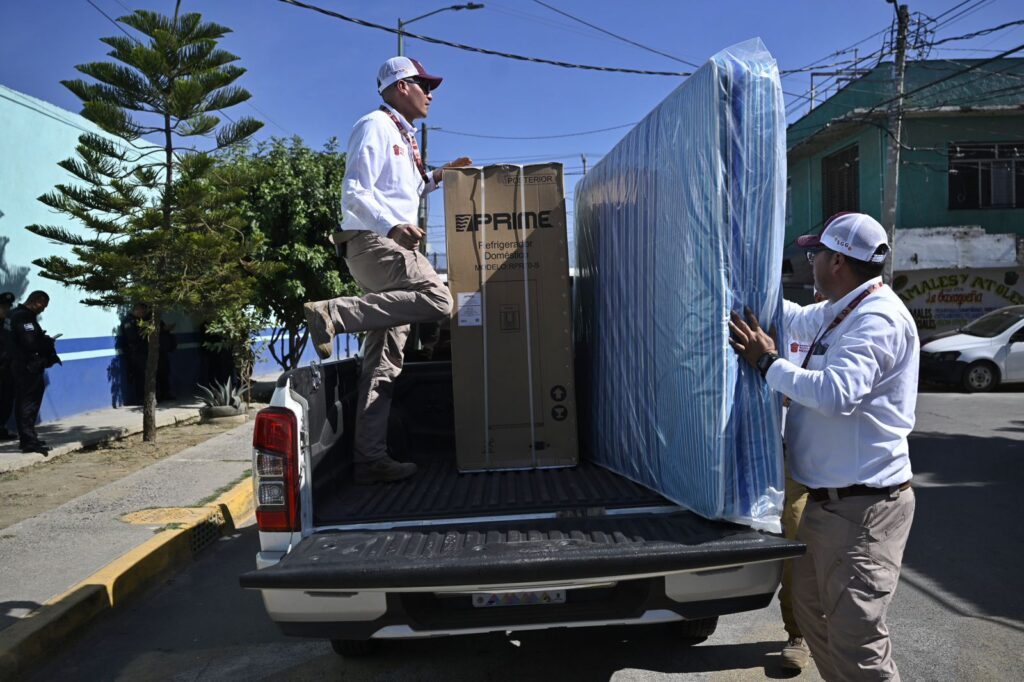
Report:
240,512,803,590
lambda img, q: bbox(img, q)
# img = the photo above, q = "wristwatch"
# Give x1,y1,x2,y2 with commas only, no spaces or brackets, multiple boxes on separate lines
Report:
756,351,780,378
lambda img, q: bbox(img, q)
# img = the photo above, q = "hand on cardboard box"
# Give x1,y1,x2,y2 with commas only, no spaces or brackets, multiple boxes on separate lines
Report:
433,157,473,184
388,224,425,250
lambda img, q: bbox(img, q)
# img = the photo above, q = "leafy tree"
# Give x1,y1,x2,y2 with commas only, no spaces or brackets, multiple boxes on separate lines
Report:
220,136,356,370
25,8,267,440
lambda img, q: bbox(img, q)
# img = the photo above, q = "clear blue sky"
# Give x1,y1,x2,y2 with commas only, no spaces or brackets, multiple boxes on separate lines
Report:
2,0,1021,252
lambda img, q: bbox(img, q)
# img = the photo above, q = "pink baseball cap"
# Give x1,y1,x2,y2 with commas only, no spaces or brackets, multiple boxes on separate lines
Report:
376,56,443,94
797,212,890,263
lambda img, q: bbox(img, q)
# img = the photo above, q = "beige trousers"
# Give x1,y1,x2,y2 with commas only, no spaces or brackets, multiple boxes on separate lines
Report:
793,486,915,682
328,231,452,463
778,463,809,638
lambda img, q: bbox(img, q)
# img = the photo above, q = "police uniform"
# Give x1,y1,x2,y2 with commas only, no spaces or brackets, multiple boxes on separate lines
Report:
0,292,15,440
9,303,56,452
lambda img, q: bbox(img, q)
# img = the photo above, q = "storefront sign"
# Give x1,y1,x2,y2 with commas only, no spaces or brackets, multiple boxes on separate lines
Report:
892,268,1024,334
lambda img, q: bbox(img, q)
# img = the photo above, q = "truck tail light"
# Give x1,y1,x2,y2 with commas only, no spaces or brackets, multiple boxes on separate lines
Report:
252,408,299,532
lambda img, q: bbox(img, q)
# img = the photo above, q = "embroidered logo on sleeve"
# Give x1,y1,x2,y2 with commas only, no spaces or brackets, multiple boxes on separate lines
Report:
393,144,401,156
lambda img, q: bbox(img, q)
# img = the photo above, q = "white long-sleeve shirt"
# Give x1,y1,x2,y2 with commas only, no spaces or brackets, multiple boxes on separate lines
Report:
767,277,919,489
338,104,438,236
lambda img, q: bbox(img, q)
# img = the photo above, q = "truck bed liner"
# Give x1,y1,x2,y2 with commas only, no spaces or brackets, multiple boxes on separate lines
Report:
315,459,667,525
241,511,801,590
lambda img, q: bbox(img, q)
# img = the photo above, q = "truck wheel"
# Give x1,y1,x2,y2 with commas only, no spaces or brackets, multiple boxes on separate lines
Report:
330,639,374,657
962,361,998,393
672,616,719,644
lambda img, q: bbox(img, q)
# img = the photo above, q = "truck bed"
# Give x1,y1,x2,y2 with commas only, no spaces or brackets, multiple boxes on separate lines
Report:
291,359,668,527
315,458,667,525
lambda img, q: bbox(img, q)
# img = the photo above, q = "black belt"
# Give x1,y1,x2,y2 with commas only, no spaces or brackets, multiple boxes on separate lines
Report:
807,480,911,502
332,231,358,259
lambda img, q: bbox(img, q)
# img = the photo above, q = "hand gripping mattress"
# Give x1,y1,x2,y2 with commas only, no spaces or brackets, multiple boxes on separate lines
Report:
573,39,786,532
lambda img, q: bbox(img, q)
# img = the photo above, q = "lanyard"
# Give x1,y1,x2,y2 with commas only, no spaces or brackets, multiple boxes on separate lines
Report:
800,282,885,370
380,106,430,185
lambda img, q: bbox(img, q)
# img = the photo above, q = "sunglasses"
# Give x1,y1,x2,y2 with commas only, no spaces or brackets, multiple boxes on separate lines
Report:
806,249,828,264
404,77,432,95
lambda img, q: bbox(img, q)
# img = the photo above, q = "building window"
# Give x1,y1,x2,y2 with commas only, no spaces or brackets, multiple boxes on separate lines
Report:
948,142,1024,209
821,144,859,221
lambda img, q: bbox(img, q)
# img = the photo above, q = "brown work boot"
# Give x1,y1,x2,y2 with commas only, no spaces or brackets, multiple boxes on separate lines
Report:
303,301,335,359
354,456,418,484
780,636,811,670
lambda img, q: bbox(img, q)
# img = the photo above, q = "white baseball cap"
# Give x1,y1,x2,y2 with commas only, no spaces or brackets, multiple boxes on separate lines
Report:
376,56,443,94
797,212,890,263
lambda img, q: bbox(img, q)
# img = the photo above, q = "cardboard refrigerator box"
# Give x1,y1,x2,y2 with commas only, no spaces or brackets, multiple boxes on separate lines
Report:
443,163,578,471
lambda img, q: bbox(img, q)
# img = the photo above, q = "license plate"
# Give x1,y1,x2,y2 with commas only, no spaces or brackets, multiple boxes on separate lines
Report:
471,589,566,608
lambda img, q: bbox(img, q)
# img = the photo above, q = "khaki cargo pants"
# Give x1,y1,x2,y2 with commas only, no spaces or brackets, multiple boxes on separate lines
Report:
793,486,915,682
327,230,452,463
778,462,809,638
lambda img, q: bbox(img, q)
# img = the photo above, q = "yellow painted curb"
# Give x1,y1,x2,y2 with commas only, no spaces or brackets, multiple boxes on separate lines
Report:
0,475,254,679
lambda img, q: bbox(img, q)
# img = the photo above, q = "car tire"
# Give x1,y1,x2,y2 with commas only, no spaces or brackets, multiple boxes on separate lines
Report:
672,616,719,644
962,361,999,393
330,639,374,657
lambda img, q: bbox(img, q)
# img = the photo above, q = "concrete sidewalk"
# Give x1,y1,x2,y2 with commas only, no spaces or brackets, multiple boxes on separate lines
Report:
0,401,204,473
0,418,254,633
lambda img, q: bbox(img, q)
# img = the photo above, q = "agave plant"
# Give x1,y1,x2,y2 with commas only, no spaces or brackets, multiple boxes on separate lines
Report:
194,377,243,409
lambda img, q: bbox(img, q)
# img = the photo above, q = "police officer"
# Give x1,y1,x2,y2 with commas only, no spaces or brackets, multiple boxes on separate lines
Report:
9,290,60,455
0,291,15,441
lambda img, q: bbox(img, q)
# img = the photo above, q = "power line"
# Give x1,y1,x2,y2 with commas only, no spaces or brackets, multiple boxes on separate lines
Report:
786,42,1024,139
779,25,892,78
530,0,702,68
275,0,692,77
785,13,1024,119
85,0,136,40
933,0,995,30
433,122,638,140
84,0,289,134
897,42,1024,107
931,0,974,24
928,19,1024,49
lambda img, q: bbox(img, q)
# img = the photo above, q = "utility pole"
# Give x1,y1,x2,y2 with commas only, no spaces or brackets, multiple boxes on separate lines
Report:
581,154,587,176
881,2,909,285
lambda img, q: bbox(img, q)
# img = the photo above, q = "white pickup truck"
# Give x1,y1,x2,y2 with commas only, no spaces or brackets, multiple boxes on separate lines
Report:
239,357,803,656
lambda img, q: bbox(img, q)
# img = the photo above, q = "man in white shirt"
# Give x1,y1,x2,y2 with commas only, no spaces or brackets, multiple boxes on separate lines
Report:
730,213,918,681
304,57,469,484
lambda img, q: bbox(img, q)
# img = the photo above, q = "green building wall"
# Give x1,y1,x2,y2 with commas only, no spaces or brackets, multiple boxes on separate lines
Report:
785,59,1024,243
898,115,1024,231
787,115,1024,243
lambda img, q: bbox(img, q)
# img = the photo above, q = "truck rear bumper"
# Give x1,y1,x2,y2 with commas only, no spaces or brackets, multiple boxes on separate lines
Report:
244,511,799,640
259,560,781,640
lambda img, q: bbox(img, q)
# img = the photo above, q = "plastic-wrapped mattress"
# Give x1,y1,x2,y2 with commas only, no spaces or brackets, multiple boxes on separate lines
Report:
573,39,786,531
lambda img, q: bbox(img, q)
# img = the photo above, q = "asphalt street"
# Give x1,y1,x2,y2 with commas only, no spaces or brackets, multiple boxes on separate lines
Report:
30,391,1024,681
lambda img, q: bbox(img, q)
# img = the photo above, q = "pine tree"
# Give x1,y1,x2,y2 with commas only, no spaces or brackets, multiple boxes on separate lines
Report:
26,7,266,440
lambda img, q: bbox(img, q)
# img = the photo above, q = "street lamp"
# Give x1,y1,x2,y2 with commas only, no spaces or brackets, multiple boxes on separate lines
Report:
398,4,484,57
396,3,484,237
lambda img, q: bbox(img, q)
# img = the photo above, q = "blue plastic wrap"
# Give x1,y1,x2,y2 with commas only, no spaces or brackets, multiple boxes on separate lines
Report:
573,39,786,531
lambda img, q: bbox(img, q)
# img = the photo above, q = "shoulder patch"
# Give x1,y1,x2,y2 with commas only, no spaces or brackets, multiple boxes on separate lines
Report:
393,144,401,156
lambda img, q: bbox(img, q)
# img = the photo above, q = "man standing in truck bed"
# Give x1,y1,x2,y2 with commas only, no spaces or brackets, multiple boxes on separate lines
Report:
304,57,469,484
